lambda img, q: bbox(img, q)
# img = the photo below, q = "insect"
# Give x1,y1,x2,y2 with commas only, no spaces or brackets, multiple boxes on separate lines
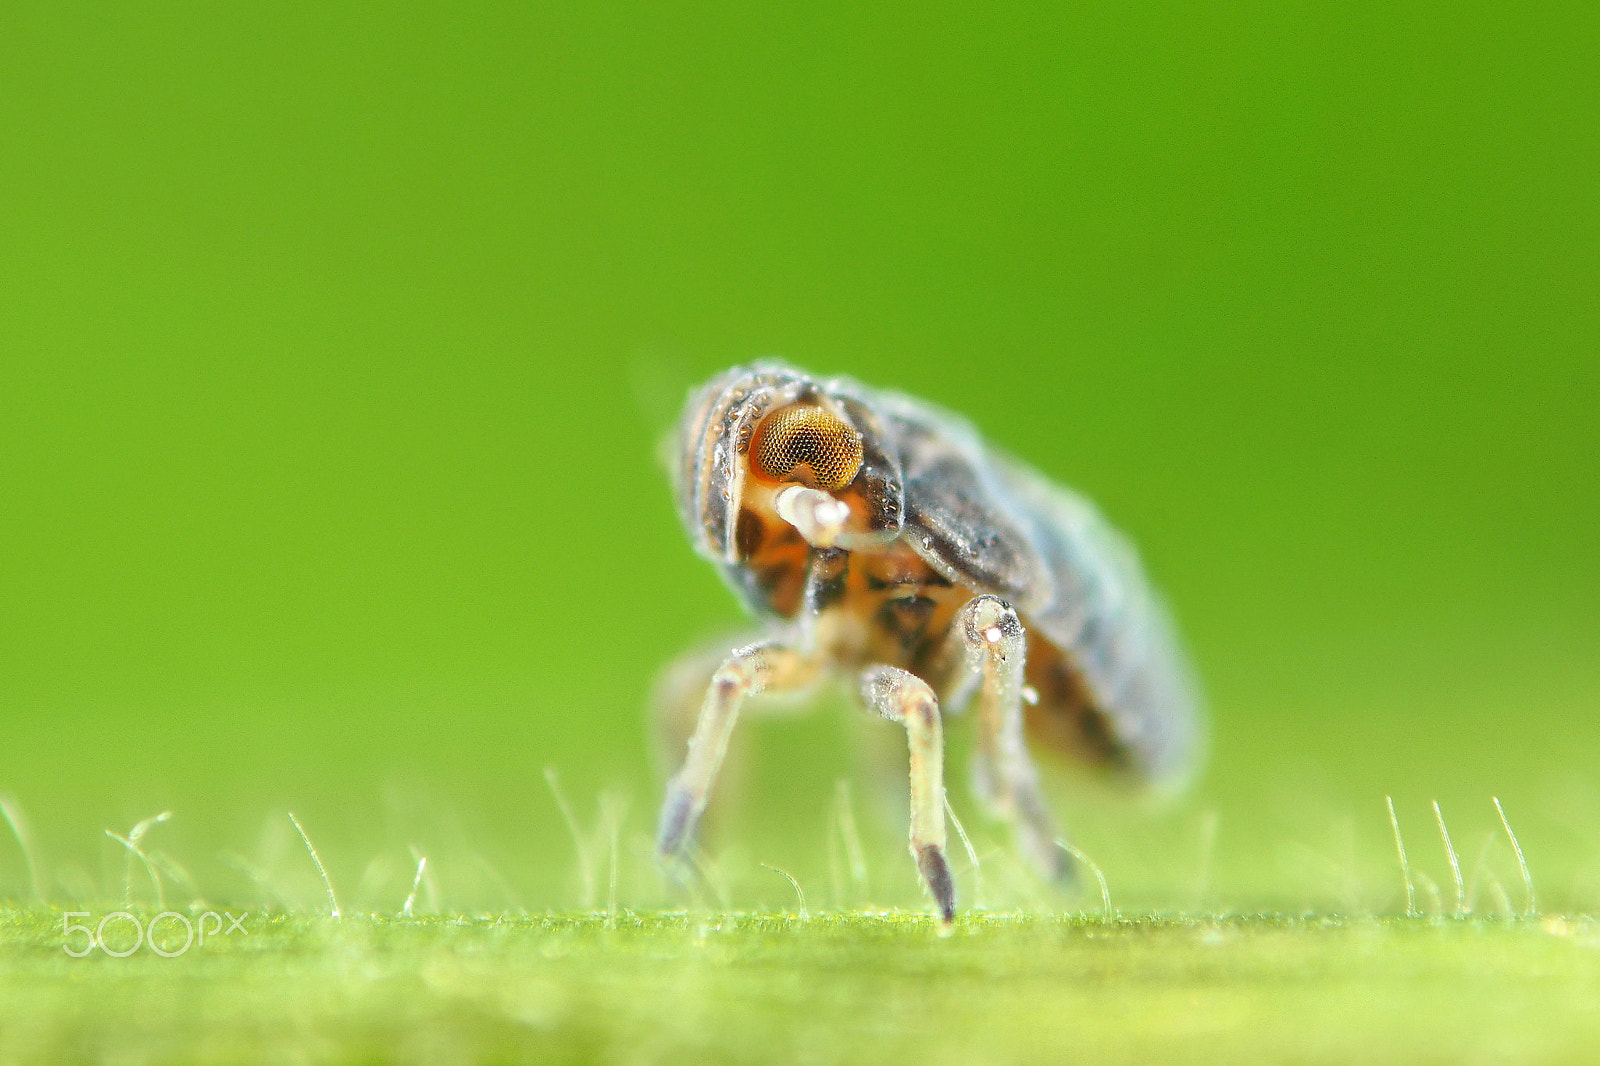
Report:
655,362,1202,922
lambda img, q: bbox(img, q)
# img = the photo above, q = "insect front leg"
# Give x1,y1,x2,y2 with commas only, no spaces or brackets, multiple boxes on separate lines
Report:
655,641,822,862
649,629,768,787
656,550,842,867
858,665,955,924
955,595,1071,882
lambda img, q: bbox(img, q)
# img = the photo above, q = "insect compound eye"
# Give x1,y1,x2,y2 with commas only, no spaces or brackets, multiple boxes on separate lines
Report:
750,403,864,492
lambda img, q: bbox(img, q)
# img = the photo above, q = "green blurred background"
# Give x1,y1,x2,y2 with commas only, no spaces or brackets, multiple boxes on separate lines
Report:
2,2,1595,914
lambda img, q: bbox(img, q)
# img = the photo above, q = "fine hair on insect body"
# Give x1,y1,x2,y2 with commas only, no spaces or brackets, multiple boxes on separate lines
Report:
654,362,1204,923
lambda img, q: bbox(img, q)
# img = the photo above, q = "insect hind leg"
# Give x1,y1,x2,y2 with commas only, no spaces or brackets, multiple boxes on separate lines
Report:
956,595,1072,884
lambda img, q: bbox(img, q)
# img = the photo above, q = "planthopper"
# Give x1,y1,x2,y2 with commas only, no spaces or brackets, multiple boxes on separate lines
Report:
654,361,1203,922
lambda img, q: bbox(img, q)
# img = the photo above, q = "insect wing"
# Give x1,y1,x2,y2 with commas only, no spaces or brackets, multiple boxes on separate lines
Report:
991,456,1205,790
829,381,1050,609
845,380,1203,789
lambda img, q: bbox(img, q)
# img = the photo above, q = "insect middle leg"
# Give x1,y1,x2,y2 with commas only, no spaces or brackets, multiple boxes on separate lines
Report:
955,595,1071,882
859,665,955,923
655,641,822,863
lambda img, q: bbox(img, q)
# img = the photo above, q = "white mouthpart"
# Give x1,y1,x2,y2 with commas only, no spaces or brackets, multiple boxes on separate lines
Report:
774,485,852,548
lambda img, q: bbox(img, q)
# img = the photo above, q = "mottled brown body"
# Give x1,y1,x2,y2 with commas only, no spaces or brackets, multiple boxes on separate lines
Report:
658,362,1203,921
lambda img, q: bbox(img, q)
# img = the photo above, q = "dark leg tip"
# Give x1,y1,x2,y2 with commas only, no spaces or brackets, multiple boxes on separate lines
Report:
917,844,956,924
1019,821,1075,887
655,786,699,859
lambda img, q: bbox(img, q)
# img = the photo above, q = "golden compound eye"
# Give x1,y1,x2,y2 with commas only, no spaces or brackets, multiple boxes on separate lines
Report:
751,404,864,491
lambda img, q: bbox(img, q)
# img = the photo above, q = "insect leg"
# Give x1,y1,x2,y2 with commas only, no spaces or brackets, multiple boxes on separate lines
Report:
650,631,764,782
956,595,1071,882
655,641,821,861
858,665,955,923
